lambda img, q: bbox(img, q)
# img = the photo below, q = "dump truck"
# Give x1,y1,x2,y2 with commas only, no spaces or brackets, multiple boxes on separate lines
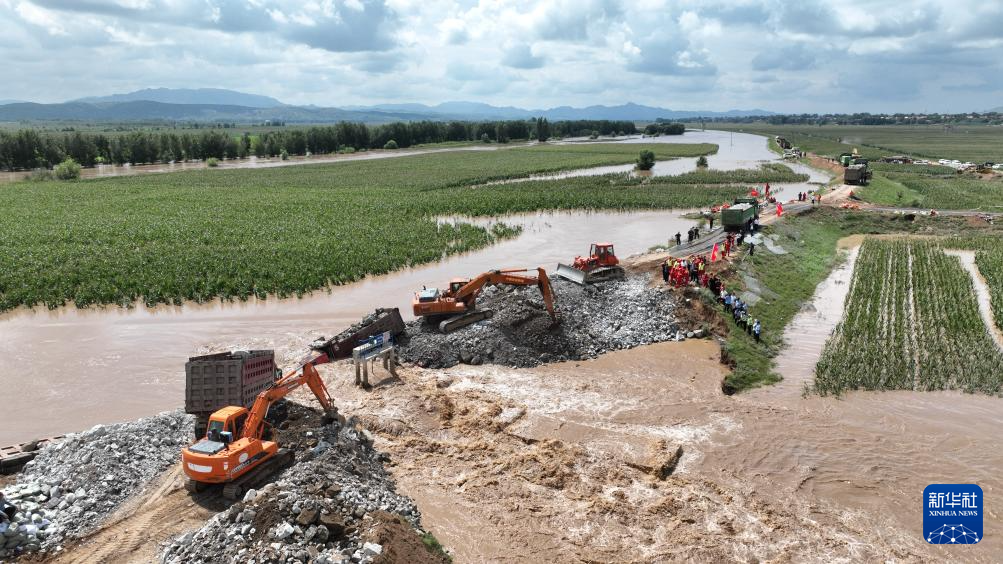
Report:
185,350,278,439
844,161,872,185
722,201,758,232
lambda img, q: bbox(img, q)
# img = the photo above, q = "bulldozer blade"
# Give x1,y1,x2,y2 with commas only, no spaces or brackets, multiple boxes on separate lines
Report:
555,263,587,285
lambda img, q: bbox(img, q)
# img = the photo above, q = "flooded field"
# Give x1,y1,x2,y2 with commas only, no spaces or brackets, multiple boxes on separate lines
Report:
0,209,698,445
0,143,507,184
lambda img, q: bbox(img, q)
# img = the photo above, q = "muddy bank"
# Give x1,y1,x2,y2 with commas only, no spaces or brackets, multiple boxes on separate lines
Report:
398,276,684,369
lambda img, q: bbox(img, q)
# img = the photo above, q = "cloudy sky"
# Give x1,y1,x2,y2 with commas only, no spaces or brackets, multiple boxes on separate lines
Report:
2,0,1001,112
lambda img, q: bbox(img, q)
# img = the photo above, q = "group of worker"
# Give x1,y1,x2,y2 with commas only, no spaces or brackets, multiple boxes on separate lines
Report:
796,191,822,205
674,226,702,247
719,287,762,342
662,254,709,287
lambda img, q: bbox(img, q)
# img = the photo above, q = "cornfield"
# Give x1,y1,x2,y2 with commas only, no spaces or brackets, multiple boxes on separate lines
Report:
815,239,1003,396
0,142,737,312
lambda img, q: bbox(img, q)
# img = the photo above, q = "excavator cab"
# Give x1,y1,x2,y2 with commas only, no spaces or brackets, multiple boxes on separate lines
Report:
448,279,469,294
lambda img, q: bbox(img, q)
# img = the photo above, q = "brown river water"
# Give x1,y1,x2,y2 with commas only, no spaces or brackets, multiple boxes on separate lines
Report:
0,210,700,444
6,130,1001,557
0,129,821,444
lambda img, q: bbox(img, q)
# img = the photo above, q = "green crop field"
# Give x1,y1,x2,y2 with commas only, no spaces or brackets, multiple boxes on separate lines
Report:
0,142,744,312
814,239,1003,396
714,123,1003,162
650,163,808,185
856,172,1003,210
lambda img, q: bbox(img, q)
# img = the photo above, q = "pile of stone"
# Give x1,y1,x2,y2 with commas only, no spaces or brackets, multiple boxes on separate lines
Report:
162,417,423,564
0,411,193,558
399,275,680,368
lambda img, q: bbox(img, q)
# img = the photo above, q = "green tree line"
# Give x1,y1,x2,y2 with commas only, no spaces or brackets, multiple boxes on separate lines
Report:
0,119,639,171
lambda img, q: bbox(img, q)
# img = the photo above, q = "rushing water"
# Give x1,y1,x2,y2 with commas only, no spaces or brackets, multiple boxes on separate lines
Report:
0,210,698,445
0,129,827,445
725,242,1003,559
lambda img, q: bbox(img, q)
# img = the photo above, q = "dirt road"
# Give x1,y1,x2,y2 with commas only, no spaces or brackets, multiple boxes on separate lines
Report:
47,468,221,564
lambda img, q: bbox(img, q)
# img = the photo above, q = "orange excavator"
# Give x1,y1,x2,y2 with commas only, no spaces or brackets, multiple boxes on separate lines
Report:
413,267,558,333
181,352,339,499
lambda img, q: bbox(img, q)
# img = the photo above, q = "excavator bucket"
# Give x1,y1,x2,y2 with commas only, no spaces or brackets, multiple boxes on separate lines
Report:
555,263,587,285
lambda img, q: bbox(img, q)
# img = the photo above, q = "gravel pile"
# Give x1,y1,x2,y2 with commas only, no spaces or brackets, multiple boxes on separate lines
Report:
398,276,680,368
0,411,193,558
162,417,423,564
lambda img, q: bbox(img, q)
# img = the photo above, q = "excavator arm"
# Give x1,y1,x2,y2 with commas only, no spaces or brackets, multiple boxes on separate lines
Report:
535,267,558,323
453,267,558,324
241,353,336,441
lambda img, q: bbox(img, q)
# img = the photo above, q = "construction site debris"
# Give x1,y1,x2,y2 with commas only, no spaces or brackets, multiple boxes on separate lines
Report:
398,276,679,369
0,411,193,558
163,415,426,564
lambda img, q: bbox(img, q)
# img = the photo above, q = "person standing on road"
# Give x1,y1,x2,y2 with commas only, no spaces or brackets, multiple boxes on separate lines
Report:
749,242,755,256
753,319,762,342
675,232,681,246
661,261,669,283
709,216,715,230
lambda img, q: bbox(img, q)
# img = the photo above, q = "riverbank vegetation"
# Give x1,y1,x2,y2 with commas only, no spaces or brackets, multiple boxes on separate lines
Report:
0,119,641,170
0,143,732,312
856,171,1003,210
656,163,807,185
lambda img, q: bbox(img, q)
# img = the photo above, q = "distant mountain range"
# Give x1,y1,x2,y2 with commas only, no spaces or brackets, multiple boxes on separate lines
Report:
0,99,26,105
0,100,426,124
345,101,775,121
74,88,284,108
0,87,775,123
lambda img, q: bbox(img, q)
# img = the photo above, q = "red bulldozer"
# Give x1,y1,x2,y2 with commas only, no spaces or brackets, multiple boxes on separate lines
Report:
555,242,625,285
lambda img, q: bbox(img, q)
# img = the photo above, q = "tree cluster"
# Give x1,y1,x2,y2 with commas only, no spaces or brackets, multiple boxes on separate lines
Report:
644,122,686,135
0,118,639,171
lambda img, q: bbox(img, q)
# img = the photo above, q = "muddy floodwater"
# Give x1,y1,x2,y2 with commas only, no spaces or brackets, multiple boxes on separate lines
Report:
499,130,830,202
736,243,1003,559
0,210,698,445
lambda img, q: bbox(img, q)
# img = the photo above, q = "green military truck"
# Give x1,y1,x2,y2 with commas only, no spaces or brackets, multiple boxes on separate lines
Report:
722,198,759,232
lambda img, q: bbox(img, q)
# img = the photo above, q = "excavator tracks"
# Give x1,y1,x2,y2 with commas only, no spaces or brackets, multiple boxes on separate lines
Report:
439,309,495,333
222,448,295,500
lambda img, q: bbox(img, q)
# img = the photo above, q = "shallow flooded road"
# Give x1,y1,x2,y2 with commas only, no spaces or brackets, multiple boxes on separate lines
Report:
0,210,698,445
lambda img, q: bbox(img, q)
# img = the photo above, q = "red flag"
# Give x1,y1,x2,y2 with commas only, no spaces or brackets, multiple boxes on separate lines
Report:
711,243,719,262
750,189,759,197
776,202,783,217
765,183,771,194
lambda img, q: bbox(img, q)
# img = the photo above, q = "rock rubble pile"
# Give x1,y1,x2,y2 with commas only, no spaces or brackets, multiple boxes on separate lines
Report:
162,417,425,564
399,276,680,368
0,411,193,558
